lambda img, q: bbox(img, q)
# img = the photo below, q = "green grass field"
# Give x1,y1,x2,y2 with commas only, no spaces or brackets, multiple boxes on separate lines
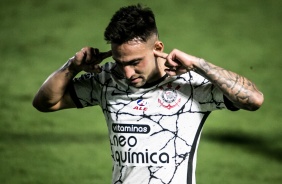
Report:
0,0,281,183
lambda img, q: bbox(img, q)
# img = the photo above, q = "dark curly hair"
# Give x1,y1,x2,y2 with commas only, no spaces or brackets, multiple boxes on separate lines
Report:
104,4,158,44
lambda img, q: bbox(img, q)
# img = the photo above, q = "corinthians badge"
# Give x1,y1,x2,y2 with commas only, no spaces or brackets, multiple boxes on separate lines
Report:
158,83,181,110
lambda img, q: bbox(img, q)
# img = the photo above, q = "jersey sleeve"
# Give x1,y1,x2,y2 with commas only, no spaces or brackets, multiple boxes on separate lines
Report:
68,73,101,108
190,71,239,111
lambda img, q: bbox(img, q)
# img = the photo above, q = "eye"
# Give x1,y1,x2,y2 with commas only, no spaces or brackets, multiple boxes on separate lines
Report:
132,61,140,66
130,60,141,66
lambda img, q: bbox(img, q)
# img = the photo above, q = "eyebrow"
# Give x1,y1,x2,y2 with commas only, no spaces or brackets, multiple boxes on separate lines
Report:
113,57,143,66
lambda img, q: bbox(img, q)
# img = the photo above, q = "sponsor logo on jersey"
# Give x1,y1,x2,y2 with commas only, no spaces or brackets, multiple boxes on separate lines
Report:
136,99,147,106
111,124,170,166
111,90,123,96
110,134,170,166
158,83,181,110
112,123,150,134
133,99,148,111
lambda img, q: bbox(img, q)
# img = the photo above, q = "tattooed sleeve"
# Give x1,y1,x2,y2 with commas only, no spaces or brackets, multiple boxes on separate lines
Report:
70,62,230,184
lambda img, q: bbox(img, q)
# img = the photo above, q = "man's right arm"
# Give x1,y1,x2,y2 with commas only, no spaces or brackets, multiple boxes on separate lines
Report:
32,61,79,112
32,47,112,112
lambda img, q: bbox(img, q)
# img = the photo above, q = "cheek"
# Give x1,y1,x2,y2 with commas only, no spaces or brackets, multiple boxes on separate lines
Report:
143,55,156,69
139,61,147,69
138,60,153,74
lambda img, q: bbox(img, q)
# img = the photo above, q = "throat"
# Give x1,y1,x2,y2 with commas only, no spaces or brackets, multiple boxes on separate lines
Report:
141,74,168,88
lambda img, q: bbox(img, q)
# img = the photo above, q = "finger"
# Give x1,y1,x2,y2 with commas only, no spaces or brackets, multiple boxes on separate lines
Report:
100,50,112,60
176,66,188,74
165,67,188,76
81,51,87,62
164,68,177,76
78,47,95,64
88,49,112,64
165,58,181,67
153,50,168,59
84,64,102,73
92,64,102,73
88,48,99,64
74,49,87,62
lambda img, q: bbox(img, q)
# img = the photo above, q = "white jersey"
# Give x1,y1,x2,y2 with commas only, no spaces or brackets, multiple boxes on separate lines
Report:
69,62,236,184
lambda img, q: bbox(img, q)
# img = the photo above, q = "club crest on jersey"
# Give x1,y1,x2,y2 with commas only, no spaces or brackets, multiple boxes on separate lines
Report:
158,83,181,110
133,99,148,111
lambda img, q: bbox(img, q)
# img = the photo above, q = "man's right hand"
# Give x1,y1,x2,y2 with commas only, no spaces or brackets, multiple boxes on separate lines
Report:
33,47,112,112
69,47,112,73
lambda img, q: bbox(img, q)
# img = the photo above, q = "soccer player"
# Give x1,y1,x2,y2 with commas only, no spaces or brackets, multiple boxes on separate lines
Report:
32,4,264,184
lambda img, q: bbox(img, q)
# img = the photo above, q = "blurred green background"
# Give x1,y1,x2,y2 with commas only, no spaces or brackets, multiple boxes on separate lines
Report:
0,0,281,183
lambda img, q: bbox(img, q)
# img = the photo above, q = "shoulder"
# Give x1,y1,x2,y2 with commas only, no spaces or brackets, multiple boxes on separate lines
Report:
73,62,119,82
172,71,210,86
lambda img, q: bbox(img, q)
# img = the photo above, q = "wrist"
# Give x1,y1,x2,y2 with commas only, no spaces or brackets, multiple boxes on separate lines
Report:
186,57,202,72
60,59,81,77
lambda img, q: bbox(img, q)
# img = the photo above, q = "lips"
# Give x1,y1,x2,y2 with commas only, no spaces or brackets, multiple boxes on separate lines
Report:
130,77,141,83
127,76,143,84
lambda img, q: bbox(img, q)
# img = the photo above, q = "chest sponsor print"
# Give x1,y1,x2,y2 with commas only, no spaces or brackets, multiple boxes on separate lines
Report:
133,99,149,111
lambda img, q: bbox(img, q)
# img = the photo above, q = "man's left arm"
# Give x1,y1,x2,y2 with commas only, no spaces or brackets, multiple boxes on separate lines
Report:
154,49,264,111
195,58,264,111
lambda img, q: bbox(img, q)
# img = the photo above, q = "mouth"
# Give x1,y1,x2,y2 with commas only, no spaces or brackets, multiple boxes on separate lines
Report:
130,77,141,83
127,76,144,85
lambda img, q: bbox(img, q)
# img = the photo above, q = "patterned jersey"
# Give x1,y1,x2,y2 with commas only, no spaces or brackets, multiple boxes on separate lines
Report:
69,62,235,184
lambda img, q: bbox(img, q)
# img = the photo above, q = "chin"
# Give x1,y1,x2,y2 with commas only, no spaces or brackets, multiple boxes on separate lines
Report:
127,78,146,88
130,81,146,88
131,83,144,88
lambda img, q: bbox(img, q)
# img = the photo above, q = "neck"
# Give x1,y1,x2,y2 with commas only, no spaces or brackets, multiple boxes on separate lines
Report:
146,57,167,84
156,57,167,79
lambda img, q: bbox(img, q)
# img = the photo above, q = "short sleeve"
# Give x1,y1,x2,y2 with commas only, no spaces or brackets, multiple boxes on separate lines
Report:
68,82,83,108
189,72,224,111
69,73,100,108
189,71,240,112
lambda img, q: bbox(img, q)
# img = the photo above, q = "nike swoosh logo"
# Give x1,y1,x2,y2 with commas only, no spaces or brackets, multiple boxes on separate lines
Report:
111,90,124,96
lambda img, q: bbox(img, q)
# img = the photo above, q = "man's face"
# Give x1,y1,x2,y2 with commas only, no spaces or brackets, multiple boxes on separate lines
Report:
111,38,162,87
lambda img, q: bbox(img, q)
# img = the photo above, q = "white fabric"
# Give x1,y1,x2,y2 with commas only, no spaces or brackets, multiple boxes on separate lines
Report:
72,62,226,184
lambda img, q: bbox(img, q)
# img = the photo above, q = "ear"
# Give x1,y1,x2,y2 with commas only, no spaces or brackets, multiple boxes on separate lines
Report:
154,41,164,52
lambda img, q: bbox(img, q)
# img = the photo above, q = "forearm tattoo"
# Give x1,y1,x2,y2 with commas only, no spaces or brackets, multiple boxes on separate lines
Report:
60,59,78,78
197,59,262,110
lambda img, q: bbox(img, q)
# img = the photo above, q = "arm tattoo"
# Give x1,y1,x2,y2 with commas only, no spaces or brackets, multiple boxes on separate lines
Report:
197,59,262,110
60,59,78,78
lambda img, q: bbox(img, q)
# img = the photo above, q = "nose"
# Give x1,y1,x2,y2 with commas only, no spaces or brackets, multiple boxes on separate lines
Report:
123,65,135,79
